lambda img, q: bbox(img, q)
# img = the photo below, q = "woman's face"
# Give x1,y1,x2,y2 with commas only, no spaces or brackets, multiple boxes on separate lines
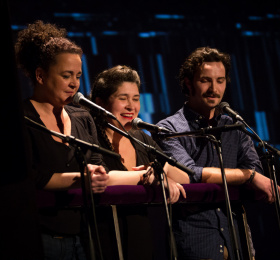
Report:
36,53,82,106
103,82,140,130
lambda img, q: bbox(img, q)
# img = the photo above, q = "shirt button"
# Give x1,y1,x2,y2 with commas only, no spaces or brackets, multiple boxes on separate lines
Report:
220,249,223,253
66,163,70,167
217,208,220,211
221,228,224,232
220,245,223,248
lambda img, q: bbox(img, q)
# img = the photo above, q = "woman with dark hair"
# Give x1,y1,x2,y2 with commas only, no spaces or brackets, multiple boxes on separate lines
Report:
15,20,110,260
89,65,190,259
90,65,190,193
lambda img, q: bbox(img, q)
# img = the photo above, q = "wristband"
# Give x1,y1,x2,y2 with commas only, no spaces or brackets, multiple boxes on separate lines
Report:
246,168,256,184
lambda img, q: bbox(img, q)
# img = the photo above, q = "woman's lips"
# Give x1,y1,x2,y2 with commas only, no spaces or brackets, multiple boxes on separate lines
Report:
121,113,134,119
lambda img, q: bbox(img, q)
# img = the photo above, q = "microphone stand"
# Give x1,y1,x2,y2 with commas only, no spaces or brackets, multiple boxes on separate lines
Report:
209,135,241,260
240,126,280,229
157,126,243,260
150,159,178,260
24,116,120,260
105,122,195,260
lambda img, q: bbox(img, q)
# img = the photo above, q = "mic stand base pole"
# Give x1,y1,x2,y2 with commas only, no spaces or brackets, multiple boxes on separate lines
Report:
152,160,178,260
241,125,280,229
213,138,241,260
75,146,98,260
265,154,280,230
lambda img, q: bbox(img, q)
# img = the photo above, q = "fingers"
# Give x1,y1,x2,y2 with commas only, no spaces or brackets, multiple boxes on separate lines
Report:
167,181,180,204
267,185,280,204
87,164,107,175
131,165,148,171
88,164,109,193
168,187,180,204
91,174,109,193
176,183,187,199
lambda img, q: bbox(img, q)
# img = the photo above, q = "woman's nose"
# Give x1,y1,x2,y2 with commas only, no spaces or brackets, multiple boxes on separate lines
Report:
70,77,80,88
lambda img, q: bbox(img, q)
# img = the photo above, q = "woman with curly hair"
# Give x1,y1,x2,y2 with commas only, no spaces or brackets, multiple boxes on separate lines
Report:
15,20,110,259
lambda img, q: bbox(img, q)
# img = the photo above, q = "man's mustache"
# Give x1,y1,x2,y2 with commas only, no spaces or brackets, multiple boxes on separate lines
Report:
202,92,221,98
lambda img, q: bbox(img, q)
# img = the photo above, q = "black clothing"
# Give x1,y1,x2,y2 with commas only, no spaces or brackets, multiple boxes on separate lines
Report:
96,129,169,260
98,129,164,171
23,99,104,234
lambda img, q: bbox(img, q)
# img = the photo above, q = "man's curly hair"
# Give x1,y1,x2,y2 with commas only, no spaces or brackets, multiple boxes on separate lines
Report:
179,47,231,96
15,20,83,83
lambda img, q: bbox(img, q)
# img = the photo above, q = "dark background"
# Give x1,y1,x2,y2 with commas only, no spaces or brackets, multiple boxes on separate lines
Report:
2,0,280,259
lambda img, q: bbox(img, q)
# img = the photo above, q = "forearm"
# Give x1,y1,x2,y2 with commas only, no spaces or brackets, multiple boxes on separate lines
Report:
164,162,190,184
107,170,146,186
202,167,253,185
44,172,82,190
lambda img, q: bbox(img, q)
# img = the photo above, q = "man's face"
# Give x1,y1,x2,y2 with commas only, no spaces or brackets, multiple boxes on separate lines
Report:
187,61,226,118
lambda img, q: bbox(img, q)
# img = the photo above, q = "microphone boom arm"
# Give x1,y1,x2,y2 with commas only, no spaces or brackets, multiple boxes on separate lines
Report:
155,123,245,140
24,116,121,159
106,122,195,176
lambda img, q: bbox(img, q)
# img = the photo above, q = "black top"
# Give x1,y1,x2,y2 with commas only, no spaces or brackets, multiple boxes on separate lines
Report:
96,129,167,259
23,100,105,234
98,129,165,171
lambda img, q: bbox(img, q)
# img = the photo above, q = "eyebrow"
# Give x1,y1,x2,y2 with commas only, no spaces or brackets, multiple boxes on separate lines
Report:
117,93,140,97
200,76,226,80
63,70,82,75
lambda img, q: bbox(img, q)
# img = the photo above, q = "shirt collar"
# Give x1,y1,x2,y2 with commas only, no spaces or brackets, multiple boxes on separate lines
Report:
183,102,222,127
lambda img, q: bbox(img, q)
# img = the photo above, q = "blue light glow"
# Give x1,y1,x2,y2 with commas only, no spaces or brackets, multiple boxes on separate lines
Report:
242,31,262,36
235,23,242,29
248,16,263,21
90,36,98,55
254,111,270,141
140,93,154,114
102,31,119,36
81,55,91,95
67,32,85,37
156,54,170,114
138,31,167,38
155,14,184,19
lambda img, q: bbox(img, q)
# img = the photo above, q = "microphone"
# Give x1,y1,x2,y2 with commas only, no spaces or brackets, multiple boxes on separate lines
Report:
218,102,244,122
72,92,116,120
132,118,172,134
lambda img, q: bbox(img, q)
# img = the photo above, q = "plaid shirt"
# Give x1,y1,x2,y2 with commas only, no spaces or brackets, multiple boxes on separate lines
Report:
156,103,262,260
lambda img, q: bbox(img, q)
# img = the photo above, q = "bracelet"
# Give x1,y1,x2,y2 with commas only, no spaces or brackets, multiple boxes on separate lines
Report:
246,168,256,184
138,163,160,186
138,167,153,185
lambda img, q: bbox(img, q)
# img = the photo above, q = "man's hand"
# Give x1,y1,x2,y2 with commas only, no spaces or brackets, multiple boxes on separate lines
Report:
251,172,280,203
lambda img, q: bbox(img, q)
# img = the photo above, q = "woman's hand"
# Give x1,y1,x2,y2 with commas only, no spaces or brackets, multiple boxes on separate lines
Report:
87,164,109,193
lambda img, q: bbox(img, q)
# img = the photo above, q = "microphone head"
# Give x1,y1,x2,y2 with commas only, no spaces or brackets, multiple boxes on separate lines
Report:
131,117,142,130
72,92,84,105
218,102,230,111
215,102,230,115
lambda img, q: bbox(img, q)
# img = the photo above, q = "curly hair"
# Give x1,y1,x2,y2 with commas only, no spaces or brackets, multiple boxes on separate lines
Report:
15,20,83,83
179,47,231,96
90,65,141,103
